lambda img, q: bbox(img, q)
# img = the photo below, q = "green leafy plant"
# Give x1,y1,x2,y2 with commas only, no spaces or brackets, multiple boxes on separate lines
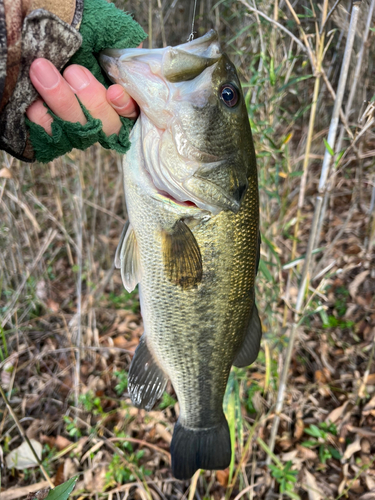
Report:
302,422,341,465
63,416,82,438
105,447,151,488
44,476,78,500
107,289,139,312
114,370,128,396
268,461,299,499
158,392,176,410
79,391,103,415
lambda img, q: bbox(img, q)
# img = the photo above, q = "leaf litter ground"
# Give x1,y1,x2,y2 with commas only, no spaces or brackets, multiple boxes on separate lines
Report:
1,1,375,498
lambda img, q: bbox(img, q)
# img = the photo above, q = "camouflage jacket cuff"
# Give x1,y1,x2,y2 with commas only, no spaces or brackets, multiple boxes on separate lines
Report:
0,0,83,162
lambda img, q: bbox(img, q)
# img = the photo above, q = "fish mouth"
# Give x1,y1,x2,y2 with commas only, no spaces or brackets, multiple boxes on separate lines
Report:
100,29,222,85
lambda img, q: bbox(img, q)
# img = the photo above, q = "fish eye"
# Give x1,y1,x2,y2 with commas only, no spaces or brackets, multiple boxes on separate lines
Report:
220,84,239,108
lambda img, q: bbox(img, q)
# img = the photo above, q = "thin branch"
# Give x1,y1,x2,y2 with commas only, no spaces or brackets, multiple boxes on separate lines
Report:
320,0,344,34
237,0,307,53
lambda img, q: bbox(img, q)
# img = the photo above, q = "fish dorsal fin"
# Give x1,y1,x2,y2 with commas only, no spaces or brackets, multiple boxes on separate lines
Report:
115,222,141,293
128,336,168,411
233,302,262,368
161,220,202,290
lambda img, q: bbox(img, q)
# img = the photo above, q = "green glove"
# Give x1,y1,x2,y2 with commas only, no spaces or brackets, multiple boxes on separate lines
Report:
27,0,146,163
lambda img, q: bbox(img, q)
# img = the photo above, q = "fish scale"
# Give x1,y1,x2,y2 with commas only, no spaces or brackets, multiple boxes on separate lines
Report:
100,30,261,480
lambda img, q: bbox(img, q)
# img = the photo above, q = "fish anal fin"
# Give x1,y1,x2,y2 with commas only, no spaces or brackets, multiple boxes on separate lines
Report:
161,220,202,290
128,336,168,411
233,302,262,368
116,223,142,293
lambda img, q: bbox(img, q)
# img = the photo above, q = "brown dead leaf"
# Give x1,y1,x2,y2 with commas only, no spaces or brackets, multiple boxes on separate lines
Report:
216,468,229,487
365,476,375,491
349,270,369,298
63,457,78,479
155,423,172,444
361,438,371,454
46,299,60,312
359,490,375,500
315,369,330,396
55,435,73,451
366,373,375,385
54,463,65,486
294,417,304,440
84,465,108,493
304,468,323,500
26,420,43,440
315,369,331,384
326,402,348,424
342,438,362,461
363,395,375,416
26,488,50,500
112,336,137,349
0,168,12,179
297,445,318,461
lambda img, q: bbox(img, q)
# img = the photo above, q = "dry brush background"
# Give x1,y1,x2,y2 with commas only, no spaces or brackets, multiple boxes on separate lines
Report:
1,1,375,499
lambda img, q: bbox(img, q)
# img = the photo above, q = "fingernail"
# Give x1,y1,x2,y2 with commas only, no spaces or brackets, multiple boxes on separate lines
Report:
64,66,91,91
110,88,128,108
30,59,60,89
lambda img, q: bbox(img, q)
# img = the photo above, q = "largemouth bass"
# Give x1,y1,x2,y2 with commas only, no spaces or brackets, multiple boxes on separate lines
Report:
100,30,261,480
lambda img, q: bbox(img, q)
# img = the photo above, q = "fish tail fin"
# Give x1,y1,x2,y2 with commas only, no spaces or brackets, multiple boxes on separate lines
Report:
170,415,231,480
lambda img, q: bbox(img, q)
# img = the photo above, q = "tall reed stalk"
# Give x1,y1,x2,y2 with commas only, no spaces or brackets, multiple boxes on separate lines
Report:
267,0,362,456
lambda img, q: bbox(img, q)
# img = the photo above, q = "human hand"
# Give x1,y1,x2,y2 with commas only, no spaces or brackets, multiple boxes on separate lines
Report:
26,58,139,136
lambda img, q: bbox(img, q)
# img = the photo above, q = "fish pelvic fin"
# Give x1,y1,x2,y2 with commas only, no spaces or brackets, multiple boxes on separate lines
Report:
170,416,231,480
233,302,262,368
161,220,202,290
115,222,142,293
128,335,168,411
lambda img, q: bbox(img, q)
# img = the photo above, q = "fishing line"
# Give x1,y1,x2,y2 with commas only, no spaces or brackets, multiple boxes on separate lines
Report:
188,0,198,41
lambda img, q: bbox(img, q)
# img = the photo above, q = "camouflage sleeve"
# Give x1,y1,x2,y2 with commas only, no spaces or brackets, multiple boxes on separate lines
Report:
0,0,146,163
0,0,84,161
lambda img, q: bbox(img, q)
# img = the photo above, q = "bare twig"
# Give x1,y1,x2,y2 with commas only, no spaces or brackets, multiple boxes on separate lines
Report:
320,0,344,34
237,0,307,53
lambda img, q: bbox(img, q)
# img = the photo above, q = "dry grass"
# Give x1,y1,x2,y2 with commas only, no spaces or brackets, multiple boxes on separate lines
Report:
1,1,375,499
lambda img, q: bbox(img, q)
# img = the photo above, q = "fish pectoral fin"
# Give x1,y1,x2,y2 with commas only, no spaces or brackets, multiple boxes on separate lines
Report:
256,231,261,275
128,335,168,411
161,220,202,290
233,302,262,368
115,223,142,293
114,221,129,269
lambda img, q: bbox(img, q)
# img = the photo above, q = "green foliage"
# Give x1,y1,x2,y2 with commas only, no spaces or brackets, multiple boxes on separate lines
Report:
105,448,151,488
158,392,177,409
245,381,262,414
79,391,104,415
268,461,299,499
44,476,78,500
105,454,134,486
302,422,341,465
63,416,82,438
107,289,139,312
114,370,128,395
